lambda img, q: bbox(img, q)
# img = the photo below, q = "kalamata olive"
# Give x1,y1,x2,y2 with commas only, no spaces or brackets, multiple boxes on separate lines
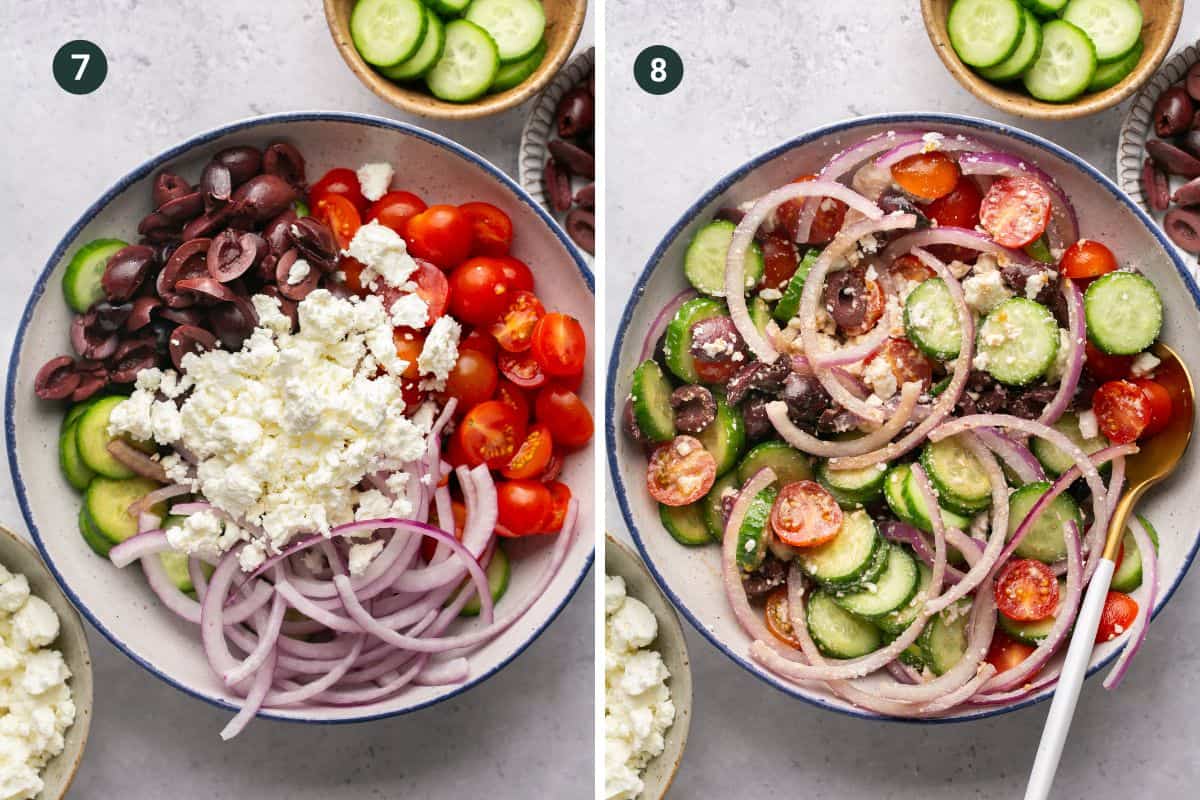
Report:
621,397,649,446
208,229,263,282
879,193,932,227
213,145,263,187
175,276,239,305
126,295,162,331
1187,62,1200,103
689,316,747,363
1009,384,1058,421
159,238,211,307
157,191,204,223
258,285,298,330
574,182,595,211
201,162,232,211
544,156,572,213
556,85,594,139
565,208,595,255
181,207,232,240
101,244,155,302
231,174,297,223
742,554,786,598
158,307,203,327
263,142,306,187
34,356,80,400
781,372,831,426
726,359,790,406
208,297,258,350
740,395,773,442
108,336,159,384
1183,128,1200,159
275,249,319,300
90,301,133,333
957,371,1008,416
1000,260,1054,296
70,360,109,403
670,385,717,434
1173,176,1200,207
70,314,118,360
548,139,594,179
1146,139,1200,178
288,217,339,270
1142,157,1171,211
1153,86,1194,137
1164,207,1200,253
153,171,191,207
137,211,179,243
824,265,871,331
168,325,218,370
263,209,298,254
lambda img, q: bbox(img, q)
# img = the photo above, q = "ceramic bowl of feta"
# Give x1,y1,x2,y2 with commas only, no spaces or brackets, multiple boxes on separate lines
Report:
605,534,691,800
0,525,92,800
6,111,594,726
606,112,1200,722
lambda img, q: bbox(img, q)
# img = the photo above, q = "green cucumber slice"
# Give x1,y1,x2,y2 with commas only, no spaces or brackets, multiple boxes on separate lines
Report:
430,0,471,16
772,249,819,322
1087,36,1142,92
748,296,772,338
350,0,428,67
979,8,1043,82
663,297,727,383
736,441,813,488
630,360,676,443
877,560,933,636
1030,412,1108,477
459,544,510,616
976,297,1059,386
884,464,915,521
379,6,445,81
920,436,993,515
63,399,96,430
79,505,111,558
683,220,764,297
76,395,152,479
947,0,1026,68
660,501,712,547
696,397,745,477
1111,515,1159,593
735,486,777,572
797,509,882,588
425,20,500,103
1006,481,1083,563
1022,19,1098,103
59,420,95,491
702,472,740,542
1020,0,1068,17
903,470,974,534
904,278,964,359
919,599,973,675
62,238,127,313
1084,271,1162,355
85,476,165,544
806,590,882,659
1024,235,1055,264
816,459,888,510
490,38,546,92
464,0,546,64
1061,0,1143,63
832,544,920,619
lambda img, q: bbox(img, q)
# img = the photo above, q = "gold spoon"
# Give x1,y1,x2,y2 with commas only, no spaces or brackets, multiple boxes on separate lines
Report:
1025,342,1194,800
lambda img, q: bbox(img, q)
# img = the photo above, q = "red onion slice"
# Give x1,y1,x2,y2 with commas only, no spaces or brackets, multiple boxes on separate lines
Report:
873,133,987,171
958,152,1079,250
765,381,920,458
1102,516,1158,689
808,305,891,368
640,288,697,363
109,529,170,568
972,427,1046,484
879,226,1032,267
1037,280,1085,427
106,439,166,482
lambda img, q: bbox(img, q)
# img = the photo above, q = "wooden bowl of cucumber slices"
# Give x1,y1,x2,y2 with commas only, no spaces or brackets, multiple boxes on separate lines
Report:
922,0,1182,120
325,0,587,120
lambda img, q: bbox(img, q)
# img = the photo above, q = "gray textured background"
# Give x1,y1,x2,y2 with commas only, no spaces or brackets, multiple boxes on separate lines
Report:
606,2,1200,799
0,2,593,797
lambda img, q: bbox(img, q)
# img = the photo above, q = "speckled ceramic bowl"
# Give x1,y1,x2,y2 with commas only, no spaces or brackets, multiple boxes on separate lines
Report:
6,112,594,725
0,526,92,799
605,534,691,799
607,112,1200,723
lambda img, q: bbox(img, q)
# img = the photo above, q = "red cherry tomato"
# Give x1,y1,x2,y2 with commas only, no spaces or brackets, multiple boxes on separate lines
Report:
313,194,362,251
459,328,498,360
495,379,531,421
405,204,473,269
1095,591,1139,643
495,256,535,292
310,168,369,214
534,385,593,450
1084,342,1134,381
457,400,526,469
840,280,885,337
498,351,547,390
338,256,368,296
770,480,843,548
422,499,466,562
496,480,554,537
1131,377,1173,437
448,257,511,326
777,174,847,244
460,201,514,257
411,260,450,324
490,290,545,352
365,190,427,236
502,424,554,480
1093,379,1153,444
542,481,571,533
1059,239,1118,281
694,358,739,385
646,436,717,506
531,312,587,377
979,177,1053,248
761,234,799,290
889,253,936,283
765,587,802,649
984,631,1036,675
921,176,983,228
391,329,425,381
868,337,934,391
549,370,585,393
995,558,1059,622
443,349,498,411
891,151,962,201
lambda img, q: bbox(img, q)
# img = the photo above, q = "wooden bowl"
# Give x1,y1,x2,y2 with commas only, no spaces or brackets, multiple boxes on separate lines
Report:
921,0,1183,120
324,0,587,120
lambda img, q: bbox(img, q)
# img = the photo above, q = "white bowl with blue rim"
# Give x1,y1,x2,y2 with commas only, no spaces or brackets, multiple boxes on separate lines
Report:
6,111,594,725
607,112,1200,722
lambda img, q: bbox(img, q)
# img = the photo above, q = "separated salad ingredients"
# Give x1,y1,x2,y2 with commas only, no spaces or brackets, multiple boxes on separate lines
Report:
624,128,1175,716
37,143,592,737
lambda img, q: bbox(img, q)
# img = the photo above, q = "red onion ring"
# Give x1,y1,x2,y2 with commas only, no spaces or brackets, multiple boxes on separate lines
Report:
879,226,1033,267
873,133,987,171
1102,516,1158,689
765,381,920,458
972,427,1046,484
1037,280,1085,427
640,288,697,363
106,439,167,482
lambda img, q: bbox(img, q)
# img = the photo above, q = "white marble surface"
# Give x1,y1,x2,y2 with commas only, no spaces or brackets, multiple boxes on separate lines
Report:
0,2,592,797
606,3,1200,799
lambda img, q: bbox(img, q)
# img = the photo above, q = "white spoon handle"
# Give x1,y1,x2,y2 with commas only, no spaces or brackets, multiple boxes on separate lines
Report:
1024,558,1115,800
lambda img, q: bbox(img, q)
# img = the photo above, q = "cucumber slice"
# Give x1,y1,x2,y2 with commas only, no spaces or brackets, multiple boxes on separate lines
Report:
1061,0,1142,63
736,441,813,487
748,296,772,338
683,220,764,298
920,436,993,515
1087,36,1142,92
898,641,927,670
1022,19,1098,103
696,397,745,477
425,20,500,103
978,8,1043,83
877,560,933,636
903,470,974,534
63,399,97,430
883,464,915,521
159,516,210,594
1006,481,1083,563
1020,0,1068,16
1084,271,1162,355
797,509,882,588
62,238,127,313
904,278,963,359
806,590,882,659
920,599,973,675
1024,235,1056,264
464,0,545,64
833,545,920,619
490,38,546,92
663,297,728,383
1111,515,1159,592
76,395,152,479
379,7,445,81
735,486,777,572
772,249,819,322
976,297,1059,386
85,476,165,544
1030,412,1108,477
459,544,510,616
59,420,95,491
630,360,676,443
947,0,1026,68
430,0,471,16
816,459,887,510
78,505,111,558
350,0,428,67
702,472,740,542
660,501,712,547
997,580,1064,644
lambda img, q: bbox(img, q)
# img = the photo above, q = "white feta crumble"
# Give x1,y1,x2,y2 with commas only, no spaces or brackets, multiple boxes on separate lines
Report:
962,269,1013,314
1078,409,1100,440
344,220,418,290
418,316,461,381
862,356,898,401
1130,351,1161,377
355,161,394,202
348,540,386,576
286,257,312,286
388,293,429,330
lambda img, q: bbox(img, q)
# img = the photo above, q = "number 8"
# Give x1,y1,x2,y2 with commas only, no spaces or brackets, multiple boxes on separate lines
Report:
650,57,667,83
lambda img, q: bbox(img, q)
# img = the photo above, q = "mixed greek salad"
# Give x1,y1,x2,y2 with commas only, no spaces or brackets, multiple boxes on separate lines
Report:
624,129,1173,716
34,144,591,736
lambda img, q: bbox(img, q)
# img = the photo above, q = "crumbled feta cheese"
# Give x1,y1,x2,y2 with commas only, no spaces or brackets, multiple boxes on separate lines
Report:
758,287,783,302
355,162,394,202
1130,352,1161,377
862,356,898,401
286,257,312,286
418,316,461,381
1024,271,1050,299
388,293,429,330
348,540,386,576
1078,409,1100,440
962,269,1013,314
344,220,418,290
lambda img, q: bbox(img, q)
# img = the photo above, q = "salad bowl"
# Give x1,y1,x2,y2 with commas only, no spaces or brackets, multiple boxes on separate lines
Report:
7,111,594,725
607,112,1200,722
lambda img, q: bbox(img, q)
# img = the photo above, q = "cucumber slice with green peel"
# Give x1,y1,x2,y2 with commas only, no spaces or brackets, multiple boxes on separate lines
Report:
1024,235,1055,264
902,469,974,534
459,544,511,616
63,399,96,430
919,599,973,675
1061,0,1142,63
1030,412,1108,477
1087,36,1142,92
630,360,676,443
920,436,993,515
797,509,883,588
425,20,500,103
1022,19,1098,102
350,0,428,67
736,441,813,488
703,472,740,542
62,238,127,313
683,220,764,297
1084,272,1162,355
904,278,963,360
806,590,883,659
663,297,728,383
976,297,1060,386
772,249,819,322
979,8,1043,82
660,501,712,547
898,641,927,670
997,581,1064,644
696,397,745,477
430,0,471,16
464,0,545,63
79,506,111,558
816,459,887,510
1006,481,1083,563
76,395,153,479
59,420,95,491
947,0,1026,68
832,545,920,619
1020,0,1068,16
1111,515,1159,593
748,296,772,337
877,560,933,636
490,38,545,92
86,477,166,544
158,550,196,594
735,486,777,572
884,464,915,521
380,7,445,81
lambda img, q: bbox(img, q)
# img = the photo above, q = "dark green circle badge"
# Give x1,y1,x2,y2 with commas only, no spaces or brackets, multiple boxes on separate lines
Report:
634,45,683,96
53,40,107,95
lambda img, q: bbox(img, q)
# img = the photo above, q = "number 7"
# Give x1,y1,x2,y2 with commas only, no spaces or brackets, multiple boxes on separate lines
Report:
70,53,90,81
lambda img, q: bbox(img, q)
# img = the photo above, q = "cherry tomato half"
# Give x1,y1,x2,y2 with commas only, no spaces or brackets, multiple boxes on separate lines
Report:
921,175,983,228
458,400,526,469
1059,239,1118,281
891,151,961,202
979,176,1052,249
313,194,362,251
761,234,799,290
841,279,885,337
498,350,547,390
1095,591,1139,643
543,481,571,533
502,424,554,480
889,253,936,283
496,479,553,537
984,631,1036,675
391,329,425,381
310,168,369,214
1131,377,1173,437
646,435,717,506
1084,342,1133,382
995,558,1059,622
412,260,450,324
366,190,427,236
460,201,514,257
770,481,843,548
490,290,545,352
531,312,587,377
444,349,498,411
777,174,847,244
495,256,535,292
459,328,499,360
1093,379,1153,444
535,385,593,450
765,587,802,649
867,337,934,392
338,256,368,295
405,204,473,269
448,257,511,326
